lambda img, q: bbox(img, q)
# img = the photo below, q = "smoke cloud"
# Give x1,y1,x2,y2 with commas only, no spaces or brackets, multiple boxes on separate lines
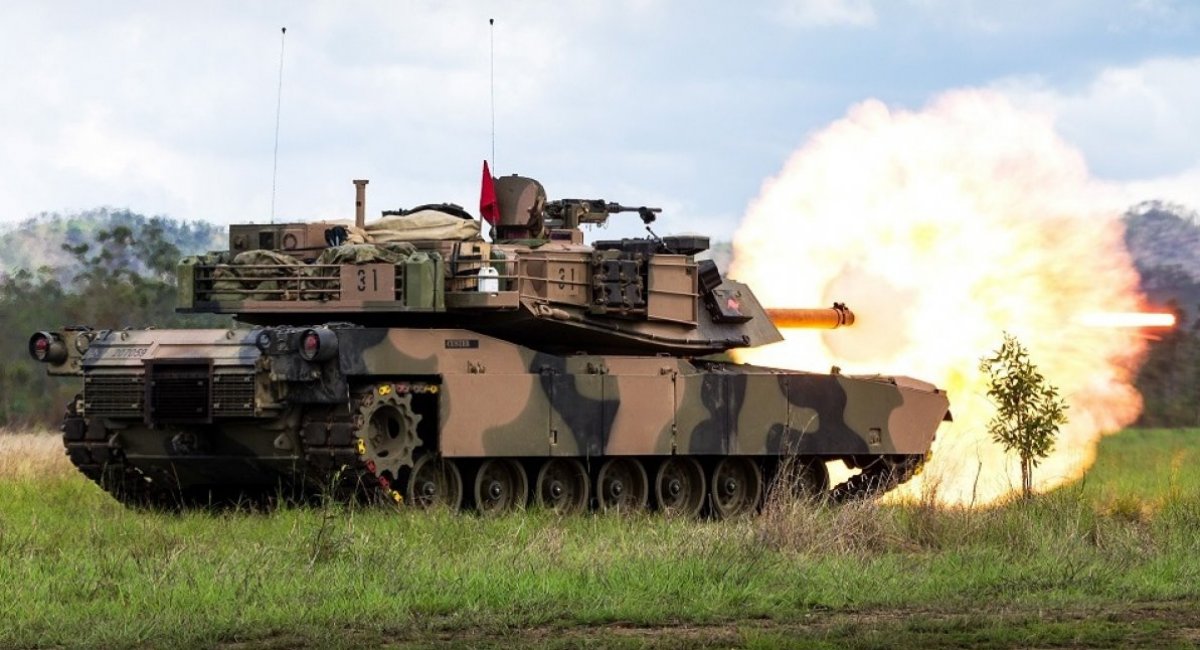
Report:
732,90,1150,505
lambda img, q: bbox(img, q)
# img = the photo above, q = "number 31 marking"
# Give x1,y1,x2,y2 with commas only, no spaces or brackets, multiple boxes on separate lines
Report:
357,268,379,292
557,266,575,290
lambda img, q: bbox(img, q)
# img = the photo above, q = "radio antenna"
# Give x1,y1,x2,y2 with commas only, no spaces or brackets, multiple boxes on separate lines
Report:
489,18,496,170
270,26,287,224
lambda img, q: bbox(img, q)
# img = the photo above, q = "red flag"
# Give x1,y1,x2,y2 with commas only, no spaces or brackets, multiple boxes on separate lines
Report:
480,160,499,225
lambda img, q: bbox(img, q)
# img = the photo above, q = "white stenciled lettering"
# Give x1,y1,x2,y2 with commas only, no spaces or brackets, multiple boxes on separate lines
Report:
110,347,149,359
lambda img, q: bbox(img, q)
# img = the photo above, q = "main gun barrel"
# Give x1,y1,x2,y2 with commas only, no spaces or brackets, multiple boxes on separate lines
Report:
765,304,855,329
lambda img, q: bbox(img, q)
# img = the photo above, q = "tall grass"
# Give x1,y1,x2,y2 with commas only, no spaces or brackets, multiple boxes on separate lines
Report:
0,428,68,481
1,429,1198,648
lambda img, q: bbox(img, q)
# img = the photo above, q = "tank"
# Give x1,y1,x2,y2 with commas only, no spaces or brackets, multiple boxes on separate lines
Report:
27,174,951,516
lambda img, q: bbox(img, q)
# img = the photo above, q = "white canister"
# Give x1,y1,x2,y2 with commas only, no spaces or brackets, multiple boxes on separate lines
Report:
477,266,500,293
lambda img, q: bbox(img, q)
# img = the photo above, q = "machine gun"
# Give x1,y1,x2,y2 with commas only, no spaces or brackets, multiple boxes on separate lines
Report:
544,199,662,230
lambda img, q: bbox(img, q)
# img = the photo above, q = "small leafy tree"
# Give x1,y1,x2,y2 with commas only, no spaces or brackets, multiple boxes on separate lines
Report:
979,333,1069,499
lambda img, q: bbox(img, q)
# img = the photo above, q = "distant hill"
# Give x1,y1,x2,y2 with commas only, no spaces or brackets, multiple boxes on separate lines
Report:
1123,201,1200,314
2,201,1196,314
0,209,223,283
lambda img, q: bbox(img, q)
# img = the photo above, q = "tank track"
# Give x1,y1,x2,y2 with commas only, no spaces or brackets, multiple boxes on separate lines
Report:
61,385,926,510
829,454,927,502
299,400,404,505
60,398,172,508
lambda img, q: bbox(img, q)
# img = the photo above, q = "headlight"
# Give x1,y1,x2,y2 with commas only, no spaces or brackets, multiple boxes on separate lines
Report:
255,330,273,353
297,328,338,362
28,332,68,363
74,331,93,354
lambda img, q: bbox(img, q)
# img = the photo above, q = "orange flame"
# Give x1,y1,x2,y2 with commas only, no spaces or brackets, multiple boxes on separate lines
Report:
731,91,1148,506
1075,311,1176,329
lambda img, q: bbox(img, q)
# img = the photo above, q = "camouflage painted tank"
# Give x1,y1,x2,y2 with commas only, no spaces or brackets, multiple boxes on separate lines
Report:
29,174,950,516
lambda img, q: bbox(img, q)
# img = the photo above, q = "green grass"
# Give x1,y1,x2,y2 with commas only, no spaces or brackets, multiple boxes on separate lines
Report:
1,430,1199,648
1083,428,1200,502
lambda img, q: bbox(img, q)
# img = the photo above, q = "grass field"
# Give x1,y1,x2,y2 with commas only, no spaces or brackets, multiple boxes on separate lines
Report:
1,429,1198,649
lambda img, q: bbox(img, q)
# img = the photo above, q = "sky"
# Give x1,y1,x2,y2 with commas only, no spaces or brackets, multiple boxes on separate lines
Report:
1,0,1198,241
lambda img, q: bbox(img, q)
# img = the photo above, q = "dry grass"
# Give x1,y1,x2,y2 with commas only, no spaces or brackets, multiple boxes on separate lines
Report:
753,451,1200,567
756,495,895,556
754,459,921,556
0,429,71,481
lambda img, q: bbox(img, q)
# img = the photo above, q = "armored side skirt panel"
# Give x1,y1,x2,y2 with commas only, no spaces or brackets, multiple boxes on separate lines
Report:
434,362,946,459
329,328,948,461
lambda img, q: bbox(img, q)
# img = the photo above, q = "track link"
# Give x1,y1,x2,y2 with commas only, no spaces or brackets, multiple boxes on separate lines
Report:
61,398,173,508
300,397,404,505
829,454,927,502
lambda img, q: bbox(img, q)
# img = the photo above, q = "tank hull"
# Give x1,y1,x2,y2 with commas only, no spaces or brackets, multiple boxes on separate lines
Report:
49,325,949,513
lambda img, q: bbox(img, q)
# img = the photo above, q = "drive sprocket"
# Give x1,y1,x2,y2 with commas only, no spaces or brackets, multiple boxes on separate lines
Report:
353,384,423,486
300,382,435,505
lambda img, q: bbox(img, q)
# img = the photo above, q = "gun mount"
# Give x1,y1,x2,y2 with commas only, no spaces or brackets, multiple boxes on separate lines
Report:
545,199,662,229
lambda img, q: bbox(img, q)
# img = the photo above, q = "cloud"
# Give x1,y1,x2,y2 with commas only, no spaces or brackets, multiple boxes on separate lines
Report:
2,1,1199,241
992,56,1200,207
1115,0,1199,32
772,0,877,28
0,1,729,230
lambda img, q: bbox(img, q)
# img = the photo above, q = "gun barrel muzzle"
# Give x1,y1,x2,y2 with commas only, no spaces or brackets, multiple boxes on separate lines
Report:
765,304,855,329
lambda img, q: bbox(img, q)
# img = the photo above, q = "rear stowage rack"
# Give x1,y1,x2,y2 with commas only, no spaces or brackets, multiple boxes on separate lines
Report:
177,245,525,314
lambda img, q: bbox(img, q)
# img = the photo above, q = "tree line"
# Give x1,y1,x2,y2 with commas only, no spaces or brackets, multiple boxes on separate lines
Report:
0,215,227,424
2,209,1200,428
1132,300,1200,427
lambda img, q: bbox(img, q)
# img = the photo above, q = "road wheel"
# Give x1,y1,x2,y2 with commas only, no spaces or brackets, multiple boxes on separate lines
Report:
406,453,463,510
710,457,762,519
534,458,589,515
654,457,706,517
773,457,830,502
596,458,649,513
473,458,528,515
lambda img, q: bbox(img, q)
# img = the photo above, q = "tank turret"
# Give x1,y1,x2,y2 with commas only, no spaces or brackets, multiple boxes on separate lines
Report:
175,176,837,356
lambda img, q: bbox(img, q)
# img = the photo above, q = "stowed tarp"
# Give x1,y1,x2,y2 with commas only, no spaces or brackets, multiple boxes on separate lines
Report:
188,249,307,301
332,209,481,244
313,242,416,265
